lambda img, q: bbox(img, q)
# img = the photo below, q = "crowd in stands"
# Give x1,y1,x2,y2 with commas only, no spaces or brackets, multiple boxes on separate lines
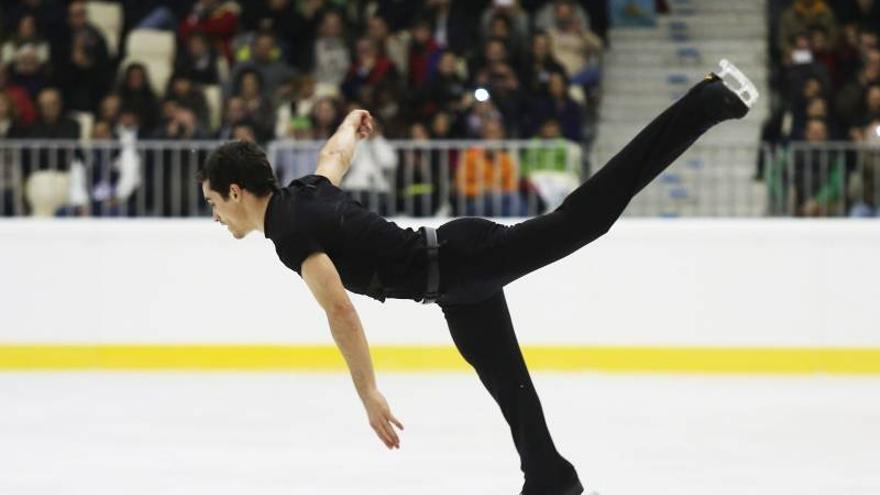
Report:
0,0,608,217
765,0,880,217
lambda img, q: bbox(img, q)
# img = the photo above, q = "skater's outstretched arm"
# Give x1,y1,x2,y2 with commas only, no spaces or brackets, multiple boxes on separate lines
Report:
301,252,404,449
315,109,374,186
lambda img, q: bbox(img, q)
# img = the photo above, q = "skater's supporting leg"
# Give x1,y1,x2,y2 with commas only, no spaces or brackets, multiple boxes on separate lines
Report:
440,291,581,494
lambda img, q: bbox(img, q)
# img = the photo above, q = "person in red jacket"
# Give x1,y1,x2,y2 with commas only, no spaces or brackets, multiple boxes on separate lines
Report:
179,0,240,64
341,37,399,103
0,64,37,126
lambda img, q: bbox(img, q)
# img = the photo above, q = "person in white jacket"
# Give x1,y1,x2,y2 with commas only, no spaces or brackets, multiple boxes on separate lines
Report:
341,122,398,215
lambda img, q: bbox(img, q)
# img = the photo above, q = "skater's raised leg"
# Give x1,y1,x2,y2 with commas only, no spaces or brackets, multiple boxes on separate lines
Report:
439,62,756,298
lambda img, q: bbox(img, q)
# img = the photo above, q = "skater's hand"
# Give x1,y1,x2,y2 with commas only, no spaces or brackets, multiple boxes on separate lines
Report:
362,389,404,449
342,109,374,140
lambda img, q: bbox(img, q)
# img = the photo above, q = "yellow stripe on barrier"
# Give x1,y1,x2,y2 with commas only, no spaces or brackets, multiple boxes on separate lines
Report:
1,345,879,374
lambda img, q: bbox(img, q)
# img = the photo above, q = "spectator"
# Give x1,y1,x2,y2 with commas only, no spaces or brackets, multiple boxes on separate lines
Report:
4,0,66,49
455,118,522,216
430,110,462,139
371,82,407,138
797,119,845,216
407,18,441,89
28,87,79,140
239,0,309,68
179,0,240,63
479,0,530,48
835,22,863,85
342,37,399,104
231,68,274,141
275,74,320,138
0,64,37,126
415,50,466,117
836,0,880,34
858,30,879,58
98,93,121,127
809,26,843,90
836,50,880,137
341,120,397,215
519,118,582,212
793,96,834,139
423,0,480,54
24,88,80,178
848,120,880,216
373,0,423,32
166,72,210,130
528,71,583,141
230,31,296,101
70,120,141,217
471,37,511,77
7,44,49,100
2,15,50,67
54,1,113,113
366,14,409,77
118,63,161,135
769,119,844,216
484,13,525,71
117,107,144,140
462,98,503,138
396,122,443,217
310,95,341,139
0,93,26,215
534,0,591,34
312,10,350,89
56,1,109,65
154,104,209,140
778,0,837,62
175,32,221,86
0,92,27,139
787,75,827,137
216,96,250,140
473,58,528,137
781,31,834,141
546,0,604,89
521,31,567,97
848,85,880,141
231,121,258,142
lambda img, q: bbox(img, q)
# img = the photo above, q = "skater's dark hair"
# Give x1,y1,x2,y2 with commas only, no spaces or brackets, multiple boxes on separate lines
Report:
198,140,278,199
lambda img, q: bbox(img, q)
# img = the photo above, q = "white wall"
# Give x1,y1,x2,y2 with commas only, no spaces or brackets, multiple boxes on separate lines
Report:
1,219,878,346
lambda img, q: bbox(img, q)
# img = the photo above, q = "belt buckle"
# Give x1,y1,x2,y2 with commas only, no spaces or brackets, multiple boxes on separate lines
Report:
421,227,440,305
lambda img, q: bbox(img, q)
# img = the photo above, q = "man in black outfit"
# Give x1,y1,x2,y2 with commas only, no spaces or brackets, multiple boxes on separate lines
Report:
198,61,757,495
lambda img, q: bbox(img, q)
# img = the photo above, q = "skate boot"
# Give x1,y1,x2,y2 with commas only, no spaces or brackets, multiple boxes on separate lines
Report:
716,58,759,110
696,59,758,122
520,470,585,495
519,478,596,495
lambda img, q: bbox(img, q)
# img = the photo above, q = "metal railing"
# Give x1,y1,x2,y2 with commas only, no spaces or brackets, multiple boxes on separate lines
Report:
592,141,765,217
762,142,880,218
1,139,878,218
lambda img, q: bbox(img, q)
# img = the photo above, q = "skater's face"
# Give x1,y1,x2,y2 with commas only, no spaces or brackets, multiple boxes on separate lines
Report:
202,180,250,239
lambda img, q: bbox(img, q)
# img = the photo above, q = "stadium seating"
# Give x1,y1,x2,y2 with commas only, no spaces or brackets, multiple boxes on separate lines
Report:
120,29,176,92
25,171,70,217
86,1,123,57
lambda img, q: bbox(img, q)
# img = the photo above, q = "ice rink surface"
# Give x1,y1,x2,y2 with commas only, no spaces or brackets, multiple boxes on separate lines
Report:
1,373,879,495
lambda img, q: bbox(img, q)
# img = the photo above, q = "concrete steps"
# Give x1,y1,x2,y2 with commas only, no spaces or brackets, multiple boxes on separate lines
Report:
594,0,769,217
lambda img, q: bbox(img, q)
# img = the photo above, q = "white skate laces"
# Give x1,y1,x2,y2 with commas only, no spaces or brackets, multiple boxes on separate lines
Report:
716,59,759,109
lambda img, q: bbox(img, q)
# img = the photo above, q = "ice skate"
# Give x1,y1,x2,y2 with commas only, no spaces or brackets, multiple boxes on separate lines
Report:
715,58,760,110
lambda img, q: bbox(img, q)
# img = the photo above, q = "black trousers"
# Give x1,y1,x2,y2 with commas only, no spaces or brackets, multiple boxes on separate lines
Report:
435,76,745,493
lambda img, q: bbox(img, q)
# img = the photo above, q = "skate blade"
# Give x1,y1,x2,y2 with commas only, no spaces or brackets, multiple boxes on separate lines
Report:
717,59,759,109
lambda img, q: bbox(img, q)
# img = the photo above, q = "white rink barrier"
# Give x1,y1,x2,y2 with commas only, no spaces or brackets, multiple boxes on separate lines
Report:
1,218,878,348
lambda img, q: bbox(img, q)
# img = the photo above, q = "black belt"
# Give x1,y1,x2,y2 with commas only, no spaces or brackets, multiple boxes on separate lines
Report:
420,227,440,304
